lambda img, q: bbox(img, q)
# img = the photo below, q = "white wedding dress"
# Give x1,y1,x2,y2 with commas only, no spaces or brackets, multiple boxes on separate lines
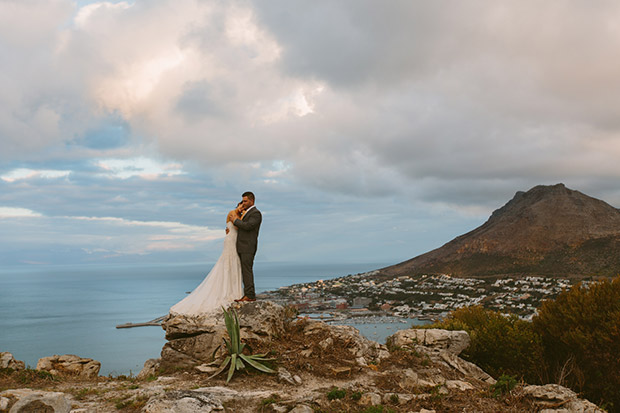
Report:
170,221,243,315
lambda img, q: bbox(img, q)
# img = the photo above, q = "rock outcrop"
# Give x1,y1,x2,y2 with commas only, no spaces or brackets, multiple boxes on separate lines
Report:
524,384,605,413
160,301,289,369
36,354,100,379
0,352,24,371
387,328,496,385
387,328,470,355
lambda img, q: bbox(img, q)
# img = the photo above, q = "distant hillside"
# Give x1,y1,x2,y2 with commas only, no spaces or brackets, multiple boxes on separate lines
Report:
380,184,620,279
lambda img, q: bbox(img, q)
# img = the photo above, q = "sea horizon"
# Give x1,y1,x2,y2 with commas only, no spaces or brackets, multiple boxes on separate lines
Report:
0,260,396,376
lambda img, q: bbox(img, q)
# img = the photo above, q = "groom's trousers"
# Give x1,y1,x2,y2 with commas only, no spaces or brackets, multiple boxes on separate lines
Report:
239,252,256,299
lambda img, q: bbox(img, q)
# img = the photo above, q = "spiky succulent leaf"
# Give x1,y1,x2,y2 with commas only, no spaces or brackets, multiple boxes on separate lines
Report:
207,356,231,380
249,353,276,361
240,354,276,374
227,354,237,382
235,356,245,370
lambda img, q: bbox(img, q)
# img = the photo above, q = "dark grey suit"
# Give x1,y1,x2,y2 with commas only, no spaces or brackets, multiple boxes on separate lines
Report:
234,207,261,299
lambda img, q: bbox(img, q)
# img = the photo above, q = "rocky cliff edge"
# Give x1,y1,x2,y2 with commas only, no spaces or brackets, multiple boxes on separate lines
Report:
0,301,604,412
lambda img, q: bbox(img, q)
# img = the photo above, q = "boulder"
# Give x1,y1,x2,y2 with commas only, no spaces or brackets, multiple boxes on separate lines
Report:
137,358,161,380
523,384,605,413
438,351,496,385
163,301,287,339
0,352,25,371
387,328,495,386
387,328,470,355
0,389,70,413
160,301,291,369
36,355,100,378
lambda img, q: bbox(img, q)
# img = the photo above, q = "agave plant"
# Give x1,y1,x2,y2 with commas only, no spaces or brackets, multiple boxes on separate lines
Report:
209,307,276,382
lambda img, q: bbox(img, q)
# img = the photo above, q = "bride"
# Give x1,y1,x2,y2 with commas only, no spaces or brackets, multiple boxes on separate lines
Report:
170,203,245,315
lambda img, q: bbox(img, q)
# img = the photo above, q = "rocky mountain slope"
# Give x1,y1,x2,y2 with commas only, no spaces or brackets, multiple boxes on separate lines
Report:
380,184,620,279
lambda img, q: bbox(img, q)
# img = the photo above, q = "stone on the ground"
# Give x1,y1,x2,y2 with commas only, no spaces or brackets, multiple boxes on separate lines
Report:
445,380,475,391
438,351,496,384
277,367,298,385
360,392,381,406
523,384,605,413
289,404,314,413
399,368,419,390
0,397,9,411
0,352,25,371
143,390,224,413
36,355,100,378
0,389,71,413
195,364,220,374
387,328,470,355
137,358,161,379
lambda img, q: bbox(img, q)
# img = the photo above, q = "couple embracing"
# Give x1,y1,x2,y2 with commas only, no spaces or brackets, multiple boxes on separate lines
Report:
170,192,261,315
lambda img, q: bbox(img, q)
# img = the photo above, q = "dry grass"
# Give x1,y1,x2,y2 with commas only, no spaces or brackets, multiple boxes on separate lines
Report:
246,318,364,379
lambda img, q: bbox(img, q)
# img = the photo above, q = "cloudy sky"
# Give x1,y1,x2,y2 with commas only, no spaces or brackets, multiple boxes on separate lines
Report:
2,0,620,267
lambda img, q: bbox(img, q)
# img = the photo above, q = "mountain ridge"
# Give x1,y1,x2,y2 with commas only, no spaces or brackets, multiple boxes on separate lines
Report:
380,183,620,279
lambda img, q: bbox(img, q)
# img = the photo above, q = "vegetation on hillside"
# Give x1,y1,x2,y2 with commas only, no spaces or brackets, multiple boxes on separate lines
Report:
428,275,620,412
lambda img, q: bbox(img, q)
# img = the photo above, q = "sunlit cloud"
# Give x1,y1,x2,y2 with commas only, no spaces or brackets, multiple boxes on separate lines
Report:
74,1,133,28
96,157,185,179
1,169,71,183
70,214,220,240
0,207,42,218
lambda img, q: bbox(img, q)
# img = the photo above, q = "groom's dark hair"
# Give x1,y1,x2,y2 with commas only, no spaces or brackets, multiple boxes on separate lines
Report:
242,191,255,202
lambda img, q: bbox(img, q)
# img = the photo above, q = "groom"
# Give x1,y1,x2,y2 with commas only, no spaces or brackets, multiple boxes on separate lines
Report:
234,191,262,302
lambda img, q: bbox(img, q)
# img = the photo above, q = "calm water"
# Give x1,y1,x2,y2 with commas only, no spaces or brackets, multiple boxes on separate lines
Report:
0,261,391,375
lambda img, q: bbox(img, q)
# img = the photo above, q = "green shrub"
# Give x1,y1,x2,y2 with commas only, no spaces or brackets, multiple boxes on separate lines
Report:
533,276,620,411
490,374,517,398
427,305,546,383
326,387,346,400
350,391,362,401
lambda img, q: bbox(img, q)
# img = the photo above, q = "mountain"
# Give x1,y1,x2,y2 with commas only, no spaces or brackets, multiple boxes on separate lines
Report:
380,184,620,279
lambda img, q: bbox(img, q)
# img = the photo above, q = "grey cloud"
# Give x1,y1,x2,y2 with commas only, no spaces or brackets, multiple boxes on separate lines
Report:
4,0,620,216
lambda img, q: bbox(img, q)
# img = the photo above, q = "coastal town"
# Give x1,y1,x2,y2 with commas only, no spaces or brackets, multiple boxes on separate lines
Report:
260,271,580,321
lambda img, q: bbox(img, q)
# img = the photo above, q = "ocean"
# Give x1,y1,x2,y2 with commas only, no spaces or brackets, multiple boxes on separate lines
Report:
0,261,397,376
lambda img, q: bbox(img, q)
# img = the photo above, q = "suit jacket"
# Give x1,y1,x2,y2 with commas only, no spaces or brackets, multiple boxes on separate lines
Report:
234,207,262,255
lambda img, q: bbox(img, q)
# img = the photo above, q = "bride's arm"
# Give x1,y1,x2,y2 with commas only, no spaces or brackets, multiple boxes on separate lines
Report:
225,209,238,234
